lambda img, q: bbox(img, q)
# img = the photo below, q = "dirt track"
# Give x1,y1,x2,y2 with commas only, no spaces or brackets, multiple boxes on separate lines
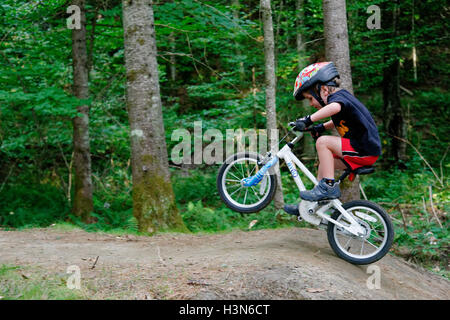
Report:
0,226,448,299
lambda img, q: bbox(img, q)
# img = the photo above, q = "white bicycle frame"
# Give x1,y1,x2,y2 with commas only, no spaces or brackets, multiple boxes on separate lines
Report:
272,133,365,237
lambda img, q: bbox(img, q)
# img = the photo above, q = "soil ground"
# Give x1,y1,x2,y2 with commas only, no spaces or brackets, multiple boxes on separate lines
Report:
0,226,448,299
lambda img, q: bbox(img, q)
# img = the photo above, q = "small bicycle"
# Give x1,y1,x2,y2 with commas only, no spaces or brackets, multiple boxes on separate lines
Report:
217,126,394,265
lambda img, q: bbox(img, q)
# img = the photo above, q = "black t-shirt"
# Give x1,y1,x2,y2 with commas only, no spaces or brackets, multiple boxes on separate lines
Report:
327,89,381,156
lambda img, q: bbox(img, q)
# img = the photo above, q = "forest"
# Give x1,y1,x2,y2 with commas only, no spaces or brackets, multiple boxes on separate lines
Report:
0,0,448,280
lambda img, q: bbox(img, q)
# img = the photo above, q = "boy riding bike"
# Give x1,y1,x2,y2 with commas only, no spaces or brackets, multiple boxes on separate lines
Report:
284,62,382,215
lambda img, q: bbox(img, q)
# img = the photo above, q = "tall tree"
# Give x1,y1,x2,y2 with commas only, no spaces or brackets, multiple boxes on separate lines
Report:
71,0,94,221
122,0,186,233
232,0,245,82
323,0,359,202
383,0,406,165
323,0,353,93
296,0,315,159
261,0,284,210
295,0,306,70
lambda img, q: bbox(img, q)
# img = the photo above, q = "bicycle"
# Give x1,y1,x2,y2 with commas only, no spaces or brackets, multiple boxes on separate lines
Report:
216,125,394,265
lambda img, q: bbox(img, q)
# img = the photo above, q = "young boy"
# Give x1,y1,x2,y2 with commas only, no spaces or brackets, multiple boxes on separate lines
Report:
284,62,381,215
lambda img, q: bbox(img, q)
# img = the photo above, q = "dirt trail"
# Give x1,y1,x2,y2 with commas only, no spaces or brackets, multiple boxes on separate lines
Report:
0,227,448,299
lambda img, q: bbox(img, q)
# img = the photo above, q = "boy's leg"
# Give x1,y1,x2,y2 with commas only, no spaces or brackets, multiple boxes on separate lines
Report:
316,135,345,180
298,135,343,201
318,159,348,181
283,136,346,214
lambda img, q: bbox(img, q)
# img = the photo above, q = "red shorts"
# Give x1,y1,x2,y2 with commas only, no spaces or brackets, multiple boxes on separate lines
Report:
333,138,378,170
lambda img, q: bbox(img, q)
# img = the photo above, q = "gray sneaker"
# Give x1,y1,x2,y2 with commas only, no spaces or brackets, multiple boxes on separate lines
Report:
300,179,341,201
283,204,299,216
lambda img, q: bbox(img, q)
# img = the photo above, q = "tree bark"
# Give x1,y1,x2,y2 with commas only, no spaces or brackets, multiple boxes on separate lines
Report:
122,0,186,234
261,0,284,210
383,0,406,165
323,0,353,94
71,0,93,221
232,0,245,82
296,0,305,71
323,0,359,202
296,0,315,158
169,32,176,82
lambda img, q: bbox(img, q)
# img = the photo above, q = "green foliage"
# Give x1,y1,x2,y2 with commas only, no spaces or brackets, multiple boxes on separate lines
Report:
0,264,85,300
0,0,447,278
0,183,69,228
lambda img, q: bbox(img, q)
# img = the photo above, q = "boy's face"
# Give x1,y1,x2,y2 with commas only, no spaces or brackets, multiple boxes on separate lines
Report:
302,87,330,108
302,92,322,109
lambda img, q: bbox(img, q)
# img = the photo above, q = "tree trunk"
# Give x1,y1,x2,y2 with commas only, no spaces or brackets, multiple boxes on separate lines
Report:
296,0,315,159
169,32,176,82
296,0,305,71
323,0,359,202
323,0,354,94
275,0,283,64
261,0,284,210
122,0,186,234
71,0,93,221
232,0,245,82
411,0,417,82
383,0,406,165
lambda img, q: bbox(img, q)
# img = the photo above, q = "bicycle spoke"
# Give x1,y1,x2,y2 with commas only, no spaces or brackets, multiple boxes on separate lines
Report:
244,160,250,177
239,162,245,179
343,236,352,250
369,233,384,243
250,186,262,200
227,183,241,190
363,238,380,250
243,188,248,204
227,171,241,181
360,238,365,255
230,185,243,197
225,178,241,182
236,186,243,201
249,164,256,176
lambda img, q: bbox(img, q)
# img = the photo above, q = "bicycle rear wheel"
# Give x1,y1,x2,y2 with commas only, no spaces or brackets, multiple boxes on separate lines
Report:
217,152,277,213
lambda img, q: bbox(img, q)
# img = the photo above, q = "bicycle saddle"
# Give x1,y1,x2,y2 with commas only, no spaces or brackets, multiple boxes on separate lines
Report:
339,166,375,182
352,166,375,175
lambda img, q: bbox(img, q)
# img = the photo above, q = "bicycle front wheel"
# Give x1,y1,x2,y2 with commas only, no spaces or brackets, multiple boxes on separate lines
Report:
327,200,394,265
217,152,277,213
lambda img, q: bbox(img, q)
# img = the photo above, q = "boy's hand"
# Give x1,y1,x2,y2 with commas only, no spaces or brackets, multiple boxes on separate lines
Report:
310,123,325,139
292,115,313,131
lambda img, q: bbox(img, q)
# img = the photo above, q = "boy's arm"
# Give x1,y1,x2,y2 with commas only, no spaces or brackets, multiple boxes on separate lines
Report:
293,102,341,131
310,102,341,122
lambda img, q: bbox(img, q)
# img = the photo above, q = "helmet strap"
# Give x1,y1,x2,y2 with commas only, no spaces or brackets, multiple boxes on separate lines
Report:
309,84,326,107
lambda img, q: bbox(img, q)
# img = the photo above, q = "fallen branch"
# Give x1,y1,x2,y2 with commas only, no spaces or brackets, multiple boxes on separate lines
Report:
160,51,240,92
428,185,443,228
359,184,368,200
0,163,15,194
157,246,166,266
187,279,211,286
68,152,74,203
400,85,414,96
90,256,99,269
439,145,449,184
422,196,431,225
389,134,444,187
398,206,408,233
